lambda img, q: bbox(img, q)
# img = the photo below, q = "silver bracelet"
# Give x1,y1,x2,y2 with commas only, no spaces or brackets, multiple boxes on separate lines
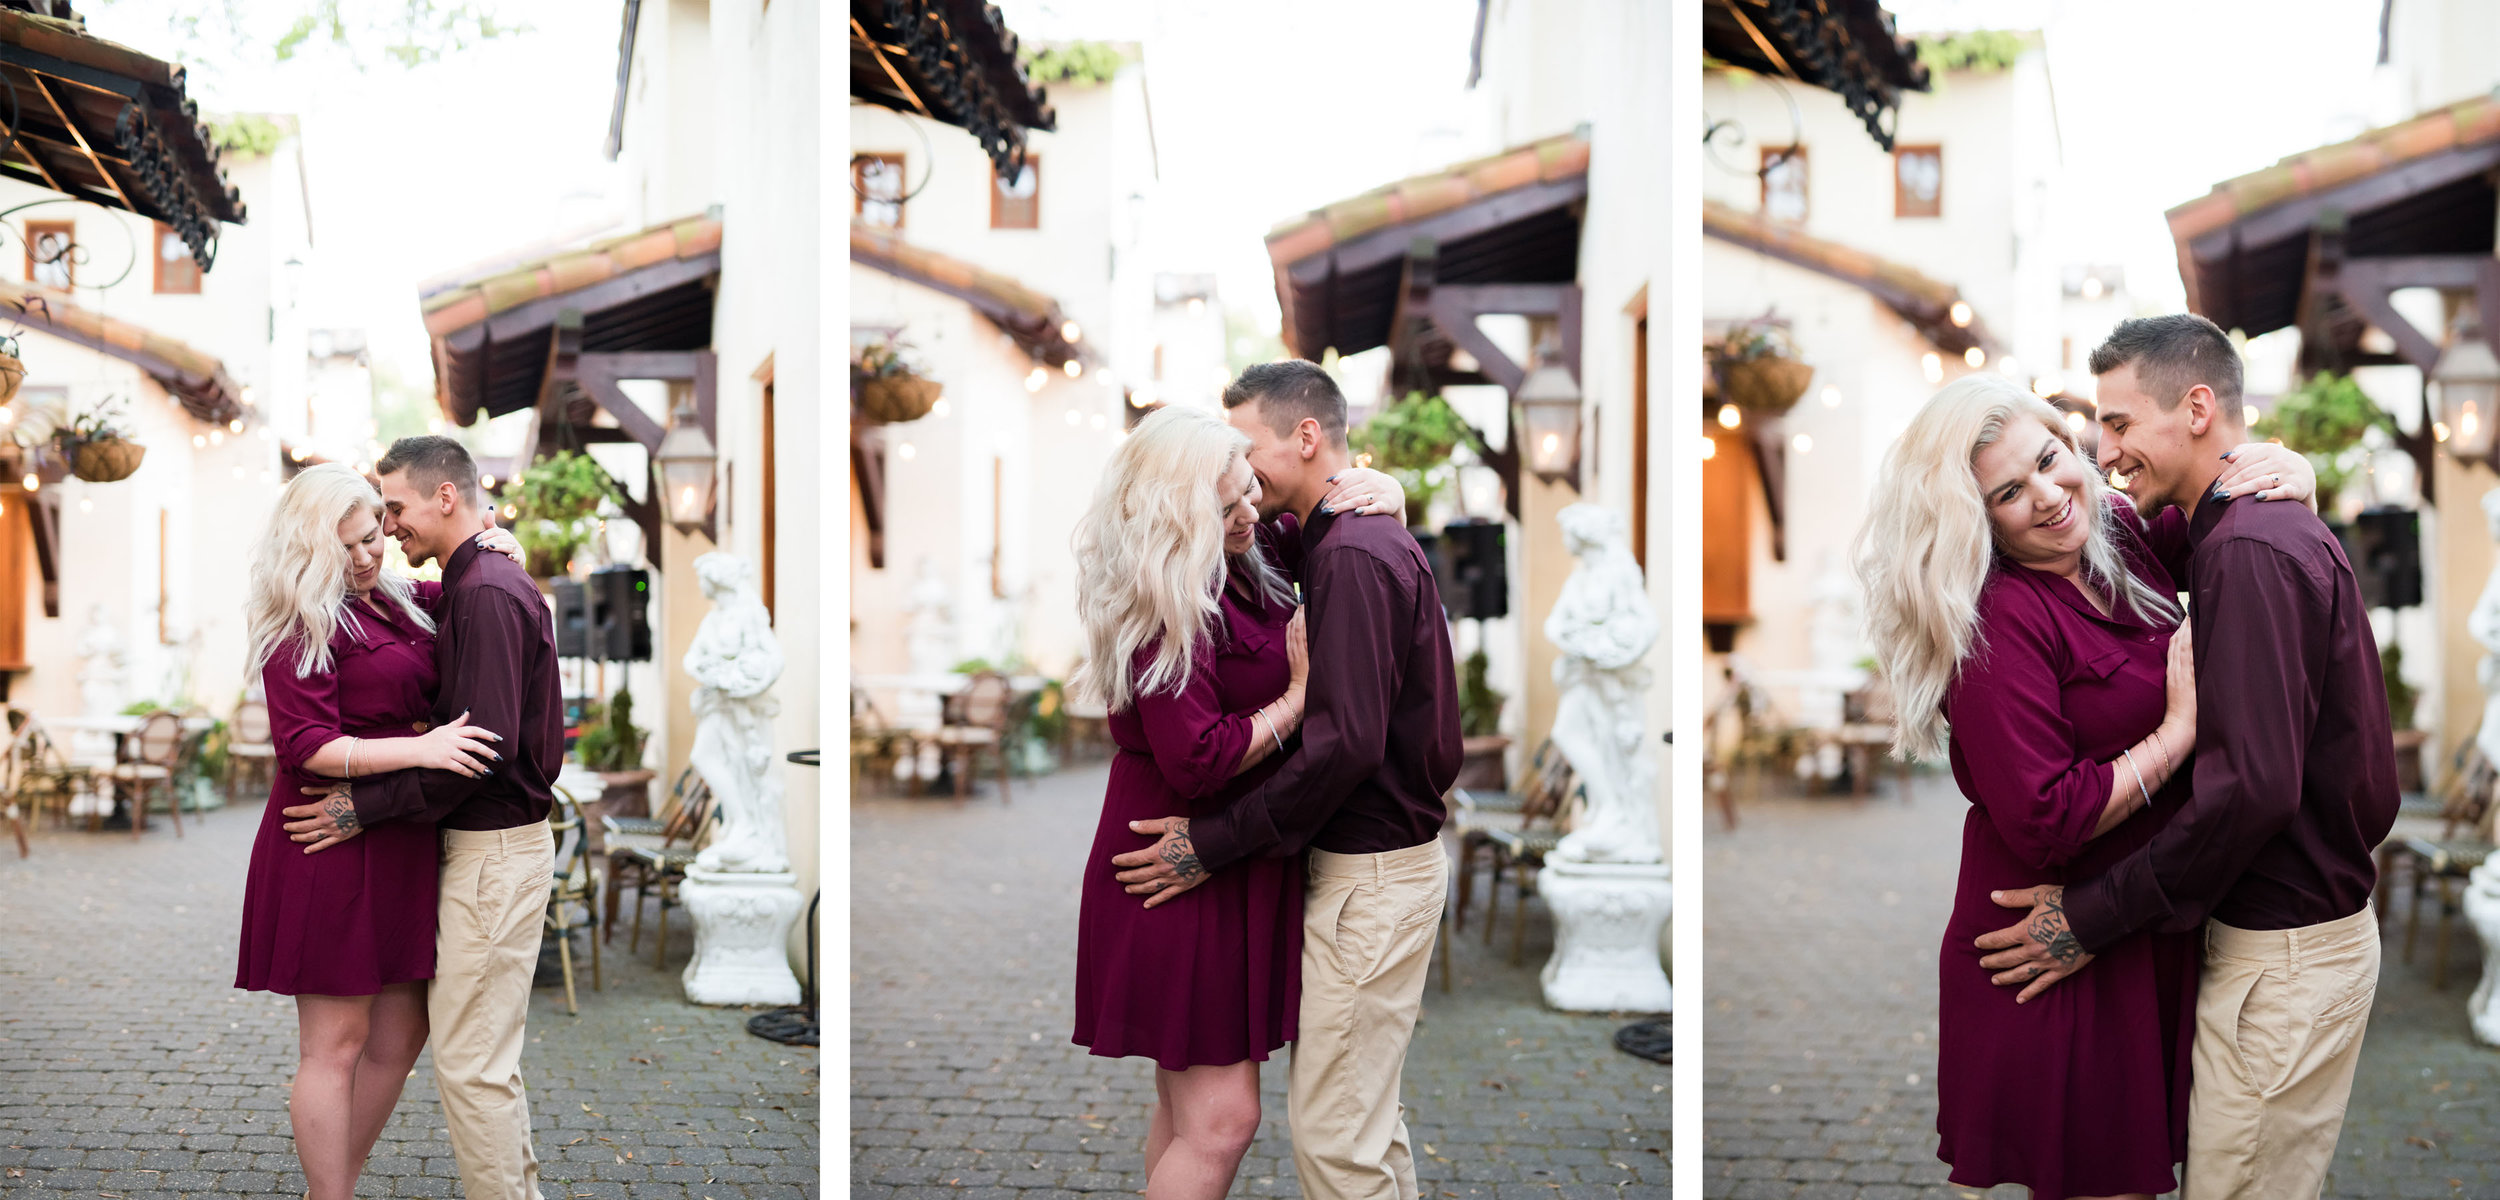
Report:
2120,748,2151,812
2147,728,2174,778
1255,708,1286,755
344,736,356,779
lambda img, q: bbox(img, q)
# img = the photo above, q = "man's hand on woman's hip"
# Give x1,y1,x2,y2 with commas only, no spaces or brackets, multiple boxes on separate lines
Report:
281,782,365,855
1112,816,1209,909
1974,884,2096,1003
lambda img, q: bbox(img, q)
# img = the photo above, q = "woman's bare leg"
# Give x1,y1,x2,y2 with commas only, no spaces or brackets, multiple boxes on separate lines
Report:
292,994,375,1200
1143,1068,1177,1180
345,982,430,1175
1144,1061,1261,1200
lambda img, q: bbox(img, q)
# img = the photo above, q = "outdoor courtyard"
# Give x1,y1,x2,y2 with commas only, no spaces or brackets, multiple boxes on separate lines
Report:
1703,775,2500,1200
0,800,821,1200
850,762,1670,1197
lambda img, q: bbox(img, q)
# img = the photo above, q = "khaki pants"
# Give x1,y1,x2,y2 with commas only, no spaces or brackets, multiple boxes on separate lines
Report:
1290,841,1447,1200
433,823,553,1200
2184,906,2380,1200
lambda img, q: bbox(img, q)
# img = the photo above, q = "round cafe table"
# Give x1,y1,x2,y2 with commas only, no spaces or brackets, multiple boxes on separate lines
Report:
48,714,216,829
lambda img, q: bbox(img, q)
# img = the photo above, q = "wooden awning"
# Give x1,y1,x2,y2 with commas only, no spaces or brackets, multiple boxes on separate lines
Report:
420,213,721,428
1700,0,1928,150
2167,93,2500,351
2,282,238,421
1265,130,1588,365
0,6,246,268
1703,198,2000,360
850,222,1086,368
850,0,1055,181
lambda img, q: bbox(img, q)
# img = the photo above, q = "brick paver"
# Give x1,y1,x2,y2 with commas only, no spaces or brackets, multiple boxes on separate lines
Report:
0,798,819,1199
850,762,1668,1197
1704,775,2500,1199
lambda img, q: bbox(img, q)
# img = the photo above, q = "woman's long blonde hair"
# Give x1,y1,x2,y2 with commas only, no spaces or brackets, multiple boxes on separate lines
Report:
1854,374,2180,761
1069,406,1294,713
245,463,435,679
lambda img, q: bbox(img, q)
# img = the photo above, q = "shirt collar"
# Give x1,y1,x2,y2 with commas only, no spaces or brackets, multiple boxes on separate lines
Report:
1299,506,1338,553
2186,492,2232,552
439,534,484,590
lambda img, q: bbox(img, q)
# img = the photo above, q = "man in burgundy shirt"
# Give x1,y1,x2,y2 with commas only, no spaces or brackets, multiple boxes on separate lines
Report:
1113,360,1462,1200
282,436,562,1200
1977,315,2399,1196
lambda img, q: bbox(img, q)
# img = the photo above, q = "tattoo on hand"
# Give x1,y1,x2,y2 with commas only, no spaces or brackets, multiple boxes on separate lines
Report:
1158,818,1205,887
324,794,360,836
2028,886,2081,967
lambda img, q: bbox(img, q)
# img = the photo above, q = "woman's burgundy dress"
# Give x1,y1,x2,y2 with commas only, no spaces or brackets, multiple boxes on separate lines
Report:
1934,497,2200,1198
1072,559,1304,1071
235,586,444,997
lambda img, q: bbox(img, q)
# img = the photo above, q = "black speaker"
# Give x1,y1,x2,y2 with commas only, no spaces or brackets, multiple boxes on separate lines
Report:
1436,519,1509,620
591,566,654,661
2346,507,2422,610
550,579,590,659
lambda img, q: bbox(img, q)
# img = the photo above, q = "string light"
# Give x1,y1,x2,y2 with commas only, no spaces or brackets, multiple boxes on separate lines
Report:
1964,347,1986,369
1949,301,1973,328
1716,404,1742,430
1025,367,1047,392
1701,437,1718,460
1064,359,1083,378
1922,353,1944,384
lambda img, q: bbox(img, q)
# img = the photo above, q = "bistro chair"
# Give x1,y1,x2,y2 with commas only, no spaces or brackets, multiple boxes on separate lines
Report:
607,772,712,968
228,699,277,804
849,688,911,795
1449,738,1561,934
544,787,602,1014
2389,744,2497,989
1485,776,1581,967
1836,683,1913,802
11,714,91,831
603,767,703,940
931,671,1015,805
112,710,184,840
0,709,33,856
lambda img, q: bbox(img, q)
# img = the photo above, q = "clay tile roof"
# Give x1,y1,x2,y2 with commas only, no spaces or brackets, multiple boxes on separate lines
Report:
1265,130,1591,268
1704,198,1999,358
2168,93,2500,244
420,213,724,339
849,222,1085,367
1,282,239,422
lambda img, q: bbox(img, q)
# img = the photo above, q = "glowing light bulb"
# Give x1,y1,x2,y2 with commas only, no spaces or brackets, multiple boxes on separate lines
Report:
1965,347,1987,369
1949,301,1973,328
1792,433,1814,453
18,474,33,491
1701,437,1718,460
2435,420,2453,443
2082,277,2105,300
1065,359,1084,378
1186,298,1205,317
191,434,206,449
1061,320,1082,343
1922,353,1944,384
1540,432,1561,457
2065,411,2087,435
480,474,496,490
1716,404,1742,430
931,399,951,419
228,419,244,434
209,429,225,446
427,418,445,434
897,442,917,460
1819,385,1841,408
1026,367,1047,392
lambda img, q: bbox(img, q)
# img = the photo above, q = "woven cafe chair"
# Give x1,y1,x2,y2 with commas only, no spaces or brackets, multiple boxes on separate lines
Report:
227,699,277,805
1485,773,1580,966
609,774,712,969
112,710,184,839
849,688,911,795
0,707,34,856
602,767,707,943
1450,737,1558,934
1837,681,1914,802
12,715,91,831
931,671,1015,805
2389,743,2497,989
544,786,602,1014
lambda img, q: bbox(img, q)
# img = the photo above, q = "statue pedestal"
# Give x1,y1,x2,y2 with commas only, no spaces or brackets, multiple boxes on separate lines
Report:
680,869,804,1006
2463,861,2500,1046
1537,859,1672,1014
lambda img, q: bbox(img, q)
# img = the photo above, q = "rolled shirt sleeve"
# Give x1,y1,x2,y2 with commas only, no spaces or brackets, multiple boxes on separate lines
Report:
1189,544,1404,871
1945,592,2121,873
1131,643,1259,801
2064,538,2324,952
263,644,347,776
348,589,538,828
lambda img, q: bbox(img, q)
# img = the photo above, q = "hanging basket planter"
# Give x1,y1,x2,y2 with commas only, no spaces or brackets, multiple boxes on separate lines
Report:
70,436,145,482
1714,354,1815,414
856,373,942,424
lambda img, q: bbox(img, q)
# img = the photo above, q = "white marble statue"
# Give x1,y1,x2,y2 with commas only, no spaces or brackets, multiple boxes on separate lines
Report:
905,556,957,680
1536,503,1672,1014
1544,503,1661,866
679,552,803,1006
75,603,127,718
2464,489,2500,1044
2470,489,2500,770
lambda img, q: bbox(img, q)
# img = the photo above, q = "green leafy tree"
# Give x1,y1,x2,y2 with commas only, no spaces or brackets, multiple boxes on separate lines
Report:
1018,41,1129,85
1349,391,1480,522
2248,371,2390,513
92,0,527,82
508,450,618,577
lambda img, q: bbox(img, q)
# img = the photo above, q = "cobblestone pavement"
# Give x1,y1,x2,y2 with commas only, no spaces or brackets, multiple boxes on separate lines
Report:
1704,775,2500,1200
851,762,1668,1198
0,798,819,1200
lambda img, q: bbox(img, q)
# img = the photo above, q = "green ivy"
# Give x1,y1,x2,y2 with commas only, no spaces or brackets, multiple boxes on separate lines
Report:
508,451,618,576
210,113,289,158
1349,391,1481,521
1020,41,1128,85
1913,30,2032,74
2249,371,2390,512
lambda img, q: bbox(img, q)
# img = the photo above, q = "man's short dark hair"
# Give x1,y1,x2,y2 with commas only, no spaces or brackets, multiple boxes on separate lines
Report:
376,435,481,509
2088,313,2243,413
1222,359,1347,447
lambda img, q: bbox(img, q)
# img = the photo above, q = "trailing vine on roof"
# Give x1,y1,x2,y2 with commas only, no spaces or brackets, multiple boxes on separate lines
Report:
1019,41,1128,86
1912,30,2031,74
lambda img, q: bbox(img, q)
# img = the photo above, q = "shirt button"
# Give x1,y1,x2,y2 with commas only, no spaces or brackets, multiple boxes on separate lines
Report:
412,721,429,733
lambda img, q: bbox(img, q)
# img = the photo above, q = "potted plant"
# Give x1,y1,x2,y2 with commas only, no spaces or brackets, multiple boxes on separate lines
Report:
508,451,618,579
1710,315,1815,415
1349,391,1481,527
1453,648,1510,790
2248,370,2389,517
36,396,146,482
571,685,655,819
853,335,942,424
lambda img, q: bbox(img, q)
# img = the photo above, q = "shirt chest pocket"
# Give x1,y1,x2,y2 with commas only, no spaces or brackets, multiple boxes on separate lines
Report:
1214,623,1287,709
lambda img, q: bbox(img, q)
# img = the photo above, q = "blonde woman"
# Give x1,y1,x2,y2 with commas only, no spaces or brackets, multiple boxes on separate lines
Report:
1854,374,2313,1200
233,463,520,1200
1068,405,1401,1200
